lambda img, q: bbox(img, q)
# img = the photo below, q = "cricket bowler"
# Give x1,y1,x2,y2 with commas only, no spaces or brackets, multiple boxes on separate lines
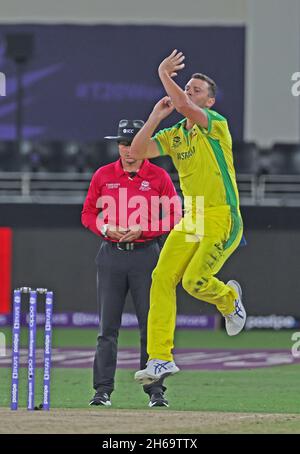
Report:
131,50,246,385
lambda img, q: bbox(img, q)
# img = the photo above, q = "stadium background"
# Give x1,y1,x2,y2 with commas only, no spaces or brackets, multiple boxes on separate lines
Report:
0,0,300,434
0,0,299,321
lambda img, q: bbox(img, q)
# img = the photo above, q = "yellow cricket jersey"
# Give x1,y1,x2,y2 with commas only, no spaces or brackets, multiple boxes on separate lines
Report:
153,108,240,211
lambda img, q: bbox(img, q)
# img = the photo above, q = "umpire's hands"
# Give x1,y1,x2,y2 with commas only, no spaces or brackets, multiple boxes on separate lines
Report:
119,225,142,242
106,225,129,241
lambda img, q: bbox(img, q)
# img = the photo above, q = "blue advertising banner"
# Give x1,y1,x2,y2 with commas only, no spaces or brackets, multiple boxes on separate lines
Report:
0,24,245,141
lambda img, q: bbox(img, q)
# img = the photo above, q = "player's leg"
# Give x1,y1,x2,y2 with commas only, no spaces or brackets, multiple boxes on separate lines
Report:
128,242,160,371
134,229,197,385
128,242,167,407
182,208,245,334
182,235,242,312
91,242,128,406
148,229,198,361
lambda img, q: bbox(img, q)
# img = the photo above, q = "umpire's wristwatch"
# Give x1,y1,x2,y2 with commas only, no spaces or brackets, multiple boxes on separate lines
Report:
100,224,109,238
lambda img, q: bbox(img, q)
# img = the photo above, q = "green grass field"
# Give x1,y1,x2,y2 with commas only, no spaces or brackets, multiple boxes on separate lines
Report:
0,328,299,414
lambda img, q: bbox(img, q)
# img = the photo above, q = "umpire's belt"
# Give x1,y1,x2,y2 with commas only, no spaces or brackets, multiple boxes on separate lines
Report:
108,239,157,251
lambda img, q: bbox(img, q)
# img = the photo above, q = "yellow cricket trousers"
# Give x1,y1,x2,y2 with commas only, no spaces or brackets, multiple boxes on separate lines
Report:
147,205,243,361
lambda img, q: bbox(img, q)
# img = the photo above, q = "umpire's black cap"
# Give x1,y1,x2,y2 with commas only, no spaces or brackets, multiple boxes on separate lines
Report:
104,119,144,143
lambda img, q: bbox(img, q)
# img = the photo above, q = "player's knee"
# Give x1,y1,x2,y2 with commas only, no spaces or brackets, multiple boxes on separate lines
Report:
182,274,210,296
182,275,195,295
152,267,180,288
151,267,161,282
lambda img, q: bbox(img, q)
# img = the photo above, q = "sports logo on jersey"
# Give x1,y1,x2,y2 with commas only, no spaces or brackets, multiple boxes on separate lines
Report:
106,183,121,189
177,148,196,160
139,180,151,191
172,136,181,148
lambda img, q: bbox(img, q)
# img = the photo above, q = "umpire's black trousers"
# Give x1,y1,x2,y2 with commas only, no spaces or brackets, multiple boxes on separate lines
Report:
93,239,165,396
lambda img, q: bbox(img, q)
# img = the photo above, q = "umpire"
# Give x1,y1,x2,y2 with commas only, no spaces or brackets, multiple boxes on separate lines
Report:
81,119,180,408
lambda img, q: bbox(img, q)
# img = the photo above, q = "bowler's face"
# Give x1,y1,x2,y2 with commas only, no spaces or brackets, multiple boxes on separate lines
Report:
184,78,215,109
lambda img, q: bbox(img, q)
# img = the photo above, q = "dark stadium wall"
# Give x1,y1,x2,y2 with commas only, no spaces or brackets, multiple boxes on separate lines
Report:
2,205,299,316
0,24,245,141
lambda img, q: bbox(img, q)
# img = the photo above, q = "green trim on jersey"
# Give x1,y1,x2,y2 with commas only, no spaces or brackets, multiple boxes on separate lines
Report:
154,138,165,156
153,125,181,156
177,119,189,138
204,108,212,133
207,136,237,208
203,108,227,134
207,135,241,250
152,110,241,221
224,207,242,250
204,108,227,122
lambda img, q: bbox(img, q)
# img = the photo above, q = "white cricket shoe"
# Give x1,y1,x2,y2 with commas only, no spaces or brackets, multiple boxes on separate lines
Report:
134,359,180,385
224,280,246,336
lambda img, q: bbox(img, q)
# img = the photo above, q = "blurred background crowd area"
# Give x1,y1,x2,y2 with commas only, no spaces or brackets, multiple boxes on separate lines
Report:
0,1,300,317
0,0,299,207
1,139,300,176
1,139,300,208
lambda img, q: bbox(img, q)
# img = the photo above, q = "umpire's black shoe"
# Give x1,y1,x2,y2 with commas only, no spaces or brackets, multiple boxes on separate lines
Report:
149,392,169,408
89,392,111,407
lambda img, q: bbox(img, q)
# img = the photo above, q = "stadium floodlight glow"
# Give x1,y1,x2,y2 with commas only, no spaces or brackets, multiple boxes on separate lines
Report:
0,72,6,96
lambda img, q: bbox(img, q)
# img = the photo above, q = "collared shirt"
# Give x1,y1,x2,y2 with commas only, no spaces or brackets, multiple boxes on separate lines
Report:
81,158,181,241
